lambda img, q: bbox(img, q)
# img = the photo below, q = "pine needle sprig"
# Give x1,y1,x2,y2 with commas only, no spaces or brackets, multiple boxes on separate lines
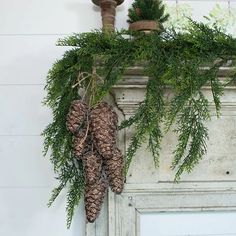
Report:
47,183,66,208
210,77,224,117
66,164,84,228
173,92,210,182
119,103,145,130
125,123,146,174
125,73,165,171
148,126,163,168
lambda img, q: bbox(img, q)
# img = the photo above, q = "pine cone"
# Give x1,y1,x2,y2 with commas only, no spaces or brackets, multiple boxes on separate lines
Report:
66,100,88,135
104,148,124,194
85,178,107,223
90,102,118,159
83,151,102,185
73,128,88,158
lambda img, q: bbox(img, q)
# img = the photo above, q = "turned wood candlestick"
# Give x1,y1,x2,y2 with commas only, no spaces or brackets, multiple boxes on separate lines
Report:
92,0,124,32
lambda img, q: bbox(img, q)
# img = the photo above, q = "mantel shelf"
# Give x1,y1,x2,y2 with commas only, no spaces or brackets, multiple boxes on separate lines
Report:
115,65,236,87
112,65,236,109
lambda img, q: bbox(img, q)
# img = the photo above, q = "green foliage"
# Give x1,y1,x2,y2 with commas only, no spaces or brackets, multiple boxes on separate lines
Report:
172,93,210,182
43,20,236,227
42,47,86,228
127,0,169,23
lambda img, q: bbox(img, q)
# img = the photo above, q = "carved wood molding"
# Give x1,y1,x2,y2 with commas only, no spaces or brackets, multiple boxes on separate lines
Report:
112,65,236,115
109,188,236,236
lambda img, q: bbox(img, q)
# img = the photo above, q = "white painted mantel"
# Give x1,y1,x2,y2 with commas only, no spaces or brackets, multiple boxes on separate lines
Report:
86,65,236,236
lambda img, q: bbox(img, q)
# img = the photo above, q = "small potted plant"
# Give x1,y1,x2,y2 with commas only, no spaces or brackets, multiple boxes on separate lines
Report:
128,0,169,33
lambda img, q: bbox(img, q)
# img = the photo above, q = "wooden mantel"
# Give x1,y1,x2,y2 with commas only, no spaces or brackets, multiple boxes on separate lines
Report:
86,65,236,236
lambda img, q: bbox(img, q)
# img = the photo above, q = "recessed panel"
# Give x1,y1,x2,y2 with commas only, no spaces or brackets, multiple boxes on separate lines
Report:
140,211,236,236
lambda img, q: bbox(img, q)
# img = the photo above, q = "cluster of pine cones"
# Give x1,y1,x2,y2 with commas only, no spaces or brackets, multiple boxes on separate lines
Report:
66,100,124,223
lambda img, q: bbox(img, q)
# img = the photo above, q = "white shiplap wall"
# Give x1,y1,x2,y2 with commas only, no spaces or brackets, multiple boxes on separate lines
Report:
0,0,234,236
0,0,134,235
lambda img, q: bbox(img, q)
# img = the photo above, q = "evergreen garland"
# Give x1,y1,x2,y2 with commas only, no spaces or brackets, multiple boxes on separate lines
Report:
43,21,236,227
127,0,169,23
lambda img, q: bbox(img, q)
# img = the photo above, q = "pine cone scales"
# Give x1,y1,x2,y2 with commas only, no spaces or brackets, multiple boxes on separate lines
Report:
83,151,102,185
90,102,118,159
73,128,88,158
66,100,88,134
85,178,107,223
104,148,124,194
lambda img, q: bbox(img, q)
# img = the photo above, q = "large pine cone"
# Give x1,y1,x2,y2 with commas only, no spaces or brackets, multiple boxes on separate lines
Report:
85,178,107,223
66,100,88,135
73,128,88,158
83,151,102,185
90,102,118,159
104,148,124,194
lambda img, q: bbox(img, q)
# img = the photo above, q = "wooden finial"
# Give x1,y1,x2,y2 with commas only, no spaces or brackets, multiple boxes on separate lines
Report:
92,0,124,32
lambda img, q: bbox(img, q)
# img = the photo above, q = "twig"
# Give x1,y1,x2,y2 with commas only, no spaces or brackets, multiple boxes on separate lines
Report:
76,114,90,151
72,72,91,88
